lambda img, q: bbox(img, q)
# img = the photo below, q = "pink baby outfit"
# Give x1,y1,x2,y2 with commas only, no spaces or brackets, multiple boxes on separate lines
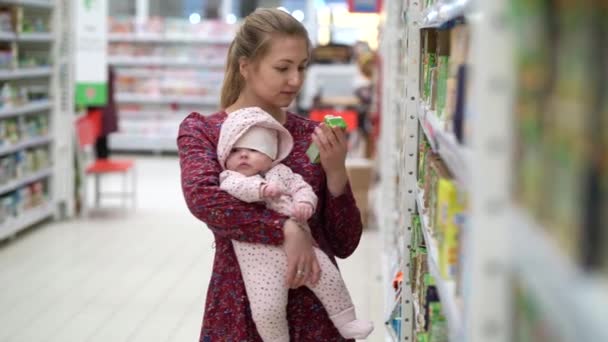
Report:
217,107,373,341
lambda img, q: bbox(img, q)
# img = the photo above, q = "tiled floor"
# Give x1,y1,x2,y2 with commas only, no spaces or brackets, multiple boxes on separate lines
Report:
0,156,386,342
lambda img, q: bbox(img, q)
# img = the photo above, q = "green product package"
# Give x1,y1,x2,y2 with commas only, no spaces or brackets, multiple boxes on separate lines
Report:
306,115,347,163
424,53,436,101
436,56,450,119
417,332,429,342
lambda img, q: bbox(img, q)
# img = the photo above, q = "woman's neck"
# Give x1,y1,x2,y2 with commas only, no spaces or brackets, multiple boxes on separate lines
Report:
227,95,286,124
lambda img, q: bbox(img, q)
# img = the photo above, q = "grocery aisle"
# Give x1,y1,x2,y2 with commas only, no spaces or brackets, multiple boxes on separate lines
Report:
0,156,385,342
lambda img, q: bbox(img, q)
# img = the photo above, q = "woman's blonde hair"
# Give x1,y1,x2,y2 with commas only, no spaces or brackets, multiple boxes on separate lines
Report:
220,8,311,109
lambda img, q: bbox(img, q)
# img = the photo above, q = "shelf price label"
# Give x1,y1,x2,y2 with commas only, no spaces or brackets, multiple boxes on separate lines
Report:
75,0,108,106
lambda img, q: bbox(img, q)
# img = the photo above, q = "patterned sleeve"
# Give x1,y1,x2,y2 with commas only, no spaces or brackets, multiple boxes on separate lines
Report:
323,181,363,258
178,113,287,245
219,171,266,203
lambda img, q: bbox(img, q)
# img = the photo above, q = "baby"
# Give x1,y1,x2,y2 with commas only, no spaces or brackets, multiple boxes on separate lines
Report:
217,107,373,341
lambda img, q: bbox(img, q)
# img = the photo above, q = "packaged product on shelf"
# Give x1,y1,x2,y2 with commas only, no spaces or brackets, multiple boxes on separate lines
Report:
422,30,437,105
1,83,18,108
31,180,44,207
417,332,429,342
0,48,13,70
109,16,134,34
435,178,466,280
544,1,598,260
428,302,448,342
423,275,439,333
19,6,50,33
27,85,49,101
421,153,434,209
435,29,450,120
418,138,431,189
4,117,20,144
511,0,552,217
428,157,451,234
444,23,469,133
0,7,13,33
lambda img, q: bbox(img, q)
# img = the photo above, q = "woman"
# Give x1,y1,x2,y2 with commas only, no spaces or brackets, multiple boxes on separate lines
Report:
178,8,364,341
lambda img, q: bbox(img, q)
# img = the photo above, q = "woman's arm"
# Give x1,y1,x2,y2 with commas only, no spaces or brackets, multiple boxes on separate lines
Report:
323,182,363,258
312,123,363,258
178,113,287,245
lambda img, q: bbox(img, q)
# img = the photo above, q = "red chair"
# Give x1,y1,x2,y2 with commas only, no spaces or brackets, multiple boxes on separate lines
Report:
75,110,136,213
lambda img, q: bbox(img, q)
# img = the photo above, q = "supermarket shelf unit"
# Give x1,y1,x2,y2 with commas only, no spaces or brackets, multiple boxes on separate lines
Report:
381,0,608,342
107,22,234,153
0,0,59,239
378,0,410,340
380,0,510,341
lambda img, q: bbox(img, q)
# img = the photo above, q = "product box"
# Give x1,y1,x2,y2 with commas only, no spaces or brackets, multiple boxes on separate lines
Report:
345,158,373,226
422,30,437,102
435,178,465,279
428,158,451,234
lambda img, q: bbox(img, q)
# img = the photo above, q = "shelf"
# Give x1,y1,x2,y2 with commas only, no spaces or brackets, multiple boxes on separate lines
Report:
384,289,402,341
18,32,52,42
416,188,464,341
0,31,16,41
512,209,608,342
119,111,190,119
0,99,52,118
0,0,53,8
108,133,177,152
0,135,52,156
0,167,52,196
418,101,471,188
108,33,232,44
109,57,224,68
115,93,217,106
0,66,52,80
0,203,54,241
421,0,470,28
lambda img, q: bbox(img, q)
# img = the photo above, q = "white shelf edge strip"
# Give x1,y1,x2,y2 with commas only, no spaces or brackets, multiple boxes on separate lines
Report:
0,99,52,118
115,93,217,105
416,187,463,339
512,208,608,341
0,0,53,8
0,168,52,196
418,101,471,188
0,32,16,40
0,204,53,241
0,67,52,79
108,33,232,44
421,0,469,28
0,136,52,156
108,58,225,68
18,32,52,41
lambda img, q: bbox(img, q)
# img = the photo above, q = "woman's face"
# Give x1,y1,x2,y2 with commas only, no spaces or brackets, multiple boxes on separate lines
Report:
240,35,309,110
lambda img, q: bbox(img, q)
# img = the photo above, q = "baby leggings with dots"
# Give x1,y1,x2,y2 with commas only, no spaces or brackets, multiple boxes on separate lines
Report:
232,240,373,341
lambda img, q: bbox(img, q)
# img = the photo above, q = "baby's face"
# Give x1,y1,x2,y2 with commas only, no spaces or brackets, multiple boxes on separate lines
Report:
226,148,274,176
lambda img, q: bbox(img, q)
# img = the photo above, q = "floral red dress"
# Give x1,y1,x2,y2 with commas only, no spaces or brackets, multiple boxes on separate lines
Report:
178,111,363,342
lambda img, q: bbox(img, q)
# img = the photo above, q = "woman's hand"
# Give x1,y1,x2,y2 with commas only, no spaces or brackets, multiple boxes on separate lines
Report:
311,124,348,196
283,219,321,288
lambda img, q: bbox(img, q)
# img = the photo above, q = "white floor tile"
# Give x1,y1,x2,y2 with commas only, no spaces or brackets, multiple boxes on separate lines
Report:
0,156,386,342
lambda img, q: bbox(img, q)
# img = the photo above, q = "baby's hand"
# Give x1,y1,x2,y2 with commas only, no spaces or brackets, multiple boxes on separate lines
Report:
293,202,314,222
262,183,283,199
